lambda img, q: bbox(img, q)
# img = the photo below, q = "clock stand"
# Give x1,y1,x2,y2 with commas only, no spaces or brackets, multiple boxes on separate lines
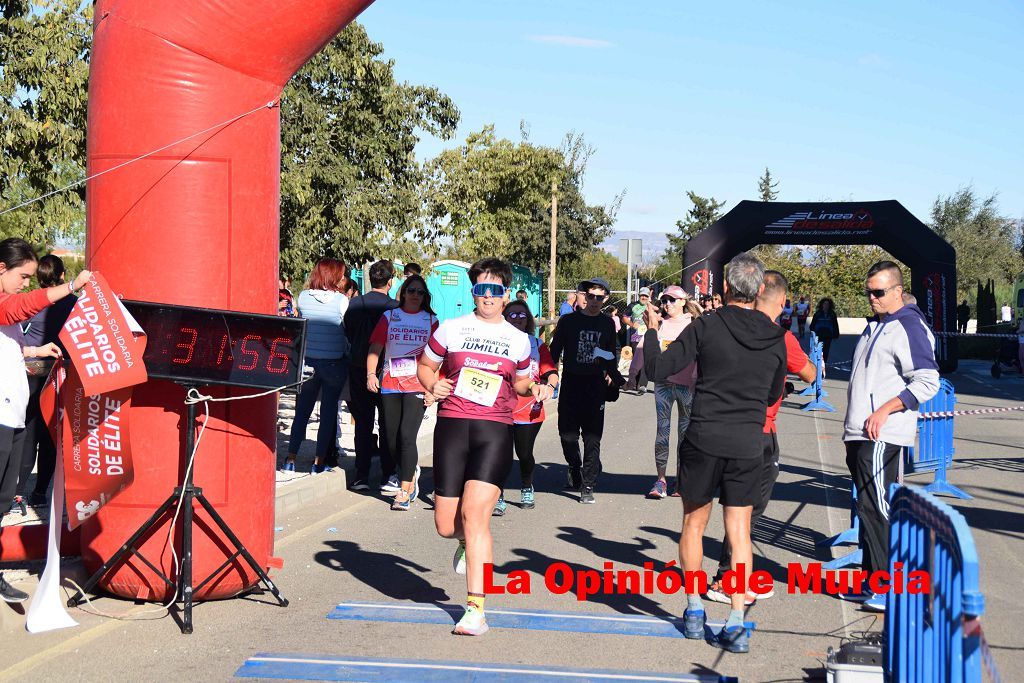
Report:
64,301,305,634
66,381,289,634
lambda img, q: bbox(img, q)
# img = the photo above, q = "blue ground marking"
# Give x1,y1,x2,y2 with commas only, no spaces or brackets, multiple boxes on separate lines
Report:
235,653,739,682
326,602,754,639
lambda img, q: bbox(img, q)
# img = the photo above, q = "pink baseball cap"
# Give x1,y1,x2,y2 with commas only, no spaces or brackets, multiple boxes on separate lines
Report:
662,285,687,300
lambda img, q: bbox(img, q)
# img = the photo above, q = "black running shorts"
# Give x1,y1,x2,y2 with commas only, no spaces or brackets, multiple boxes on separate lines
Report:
678,444,761,507
433,416,514,497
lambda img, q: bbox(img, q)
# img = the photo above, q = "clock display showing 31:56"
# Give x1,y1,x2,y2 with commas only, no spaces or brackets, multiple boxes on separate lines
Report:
121,300,308,390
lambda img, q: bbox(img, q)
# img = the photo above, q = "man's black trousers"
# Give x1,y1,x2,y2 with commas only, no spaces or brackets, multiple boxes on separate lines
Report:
845,439,902,576
557,374,606,489
350,365,395,482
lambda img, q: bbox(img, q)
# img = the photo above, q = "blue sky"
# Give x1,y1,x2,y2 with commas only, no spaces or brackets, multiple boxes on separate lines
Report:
358,0,1022,237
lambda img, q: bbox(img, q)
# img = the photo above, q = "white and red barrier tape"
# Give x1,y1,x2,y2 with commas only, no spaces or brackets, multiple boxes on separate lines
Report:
934,331,1020,339
919,405,1024,419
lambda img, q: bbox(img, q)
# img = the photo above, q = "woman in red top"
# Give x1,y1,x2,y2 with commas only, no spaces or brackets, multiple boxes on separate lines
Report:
494,300,558,514
0,238,91,604
366,275,438,511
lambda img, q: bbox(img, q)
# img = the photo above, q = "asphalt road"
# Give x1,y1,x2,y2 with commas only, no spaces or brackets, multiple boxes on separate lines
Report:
2,333,1022,682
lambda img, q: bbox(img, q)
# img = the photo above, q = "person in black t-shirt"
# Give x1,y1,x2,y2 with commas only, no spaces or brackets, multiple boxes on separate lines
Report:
549,277,620,504
344,260,399,491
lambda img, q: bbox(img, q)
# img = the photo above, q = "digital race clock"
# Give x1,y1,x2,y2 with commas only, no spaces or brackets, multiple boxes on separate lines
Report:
122,300,307,389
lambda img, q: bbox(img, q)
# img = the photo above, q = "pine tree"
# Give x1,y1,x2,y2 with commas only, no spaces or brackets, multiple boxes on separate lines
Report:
667,192,725,271
758,168,779,202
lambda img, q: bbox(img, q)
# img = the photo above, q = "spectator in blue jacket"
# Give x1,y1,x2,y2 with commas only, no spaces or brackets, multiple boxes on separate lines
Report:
285,259,351,474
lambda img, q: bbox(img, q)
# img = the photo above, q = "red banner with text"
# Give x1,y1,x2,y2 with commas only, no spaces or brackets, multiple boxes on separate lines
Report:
60,363,135,529
59,272,147,396
40,274,149,529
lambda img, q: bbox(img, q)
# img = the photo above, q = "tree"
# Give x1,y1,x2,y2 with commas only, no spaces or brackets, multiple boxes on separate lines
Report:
279,22,459,282
930,187,1023,300
0,0,91,248
757,167,779,201
666,191,725,268
425,127,619,270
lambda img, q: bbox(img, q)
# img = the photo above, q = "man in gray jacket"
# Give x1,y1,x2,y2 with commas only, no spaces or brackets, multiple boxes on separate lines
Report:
843,260,939,611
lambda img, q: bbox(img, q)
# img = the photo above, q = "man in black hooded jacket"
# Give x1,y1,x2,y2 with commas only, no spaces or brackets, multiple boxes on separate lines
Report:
644,252,786,654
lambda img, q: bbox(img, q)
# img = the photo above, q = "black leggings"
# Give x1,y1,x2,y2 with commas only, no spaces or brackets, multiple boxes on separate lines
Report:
19,374,56,497
433,417,513,497
511,422,542,488
0,426,27,509
380,392,426,482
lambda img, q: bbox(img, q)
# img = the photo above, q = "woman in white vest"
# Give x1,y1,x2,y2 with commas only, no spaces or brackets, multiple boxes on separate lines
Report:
285,259,350,474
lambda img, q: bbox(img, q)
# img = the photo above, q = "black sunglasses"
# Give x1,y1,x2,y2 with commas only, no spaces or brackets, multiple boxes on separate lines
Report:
580,292,605,301
865,285,899,299
405,288,426,295
660,296,678,305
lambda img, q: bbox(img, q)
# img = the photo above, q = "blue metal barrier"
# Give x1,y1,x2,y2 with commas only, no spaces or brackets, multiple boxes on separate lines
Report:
797,335,818,396
820,484,862,570
886,485,987,683
802,333,835,413
904,379,971,499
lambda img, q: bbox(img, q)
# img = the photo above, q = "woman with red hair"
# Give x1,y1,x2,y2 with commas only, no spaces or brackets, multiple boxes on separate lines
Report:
285,258,351,473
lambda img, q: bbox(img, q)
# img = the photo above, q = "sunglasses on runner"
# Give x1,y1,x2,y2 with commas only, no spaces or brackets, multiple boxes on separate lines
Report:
579,292,606,301
472,282,507,298
405,288,426,295
865,285,899,299
660,296,678,305
505,311,528,320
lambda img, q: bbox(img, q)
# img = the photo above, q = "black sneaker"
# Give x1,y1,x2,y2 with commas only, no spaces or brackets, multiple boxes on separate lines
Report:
579,487,595,504
0,573,29,604
563,468,582,491
28,492,48,507
348,478,370,491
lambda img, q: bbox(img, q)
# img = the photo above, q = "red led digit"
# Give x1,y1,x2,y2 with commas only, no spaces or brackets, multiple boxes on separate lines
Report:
215,334,231,365
266,337,290,374
172,327,198,365
238,334,261,371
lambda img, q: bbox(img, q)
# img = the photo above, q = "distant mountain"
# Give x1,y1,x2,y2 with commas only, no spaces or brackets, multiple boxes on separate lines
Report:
599,230,670,265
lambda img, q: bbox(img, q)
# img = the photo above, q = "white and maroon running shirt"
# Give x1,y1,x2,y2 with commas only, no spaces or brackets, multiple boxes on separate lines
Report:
424,313,531,424
369,308,439,394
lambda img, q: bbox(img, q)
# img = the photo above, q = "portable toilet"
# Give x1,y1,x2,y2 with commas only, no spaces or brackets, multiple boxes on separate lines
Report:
511,264,543,319
388,259,406,299
427,260,473,322
349,265,364,294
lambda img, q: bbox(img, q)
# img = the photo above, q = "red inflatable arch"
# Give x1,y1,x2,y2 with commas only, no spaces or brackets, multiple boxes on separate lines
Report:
83,0,375,600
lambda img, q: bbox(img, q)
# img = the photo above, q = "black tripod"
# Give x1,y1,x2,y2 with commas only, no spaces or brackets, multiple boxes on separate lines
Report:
66,383,288,634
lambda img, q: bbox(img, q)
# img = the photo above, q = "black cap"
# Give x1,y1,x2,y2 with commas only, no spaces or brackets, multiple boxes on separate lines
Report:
578,277,611,294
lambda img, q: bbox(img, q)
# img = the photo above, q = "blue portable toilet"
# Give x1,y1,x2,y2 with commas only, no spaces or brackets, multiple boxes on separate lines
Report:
349,265,364,294
511,264,543,319
388,259,406,299
427,260,473,322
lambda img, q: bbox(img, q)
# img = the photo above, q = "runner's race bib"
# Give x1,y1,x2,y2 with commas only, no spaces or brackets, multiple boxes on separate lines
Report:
454,367,502,407
389,356,417,378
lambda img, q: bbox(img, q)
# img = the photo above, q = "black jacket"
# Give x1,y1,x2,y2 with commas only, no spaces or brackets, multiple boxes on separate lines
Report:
644,305,787,460
344,291,399,368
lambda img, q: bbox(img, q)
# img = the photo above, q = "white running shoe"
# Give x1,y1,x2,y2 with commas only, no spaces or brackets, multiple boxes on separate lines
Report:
452,541,467,575
452,606,488,636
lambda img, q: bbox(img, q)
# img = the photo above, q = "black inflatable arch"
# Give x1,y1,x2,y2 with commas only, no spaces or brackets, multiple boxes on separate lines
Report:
682,200,957,371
